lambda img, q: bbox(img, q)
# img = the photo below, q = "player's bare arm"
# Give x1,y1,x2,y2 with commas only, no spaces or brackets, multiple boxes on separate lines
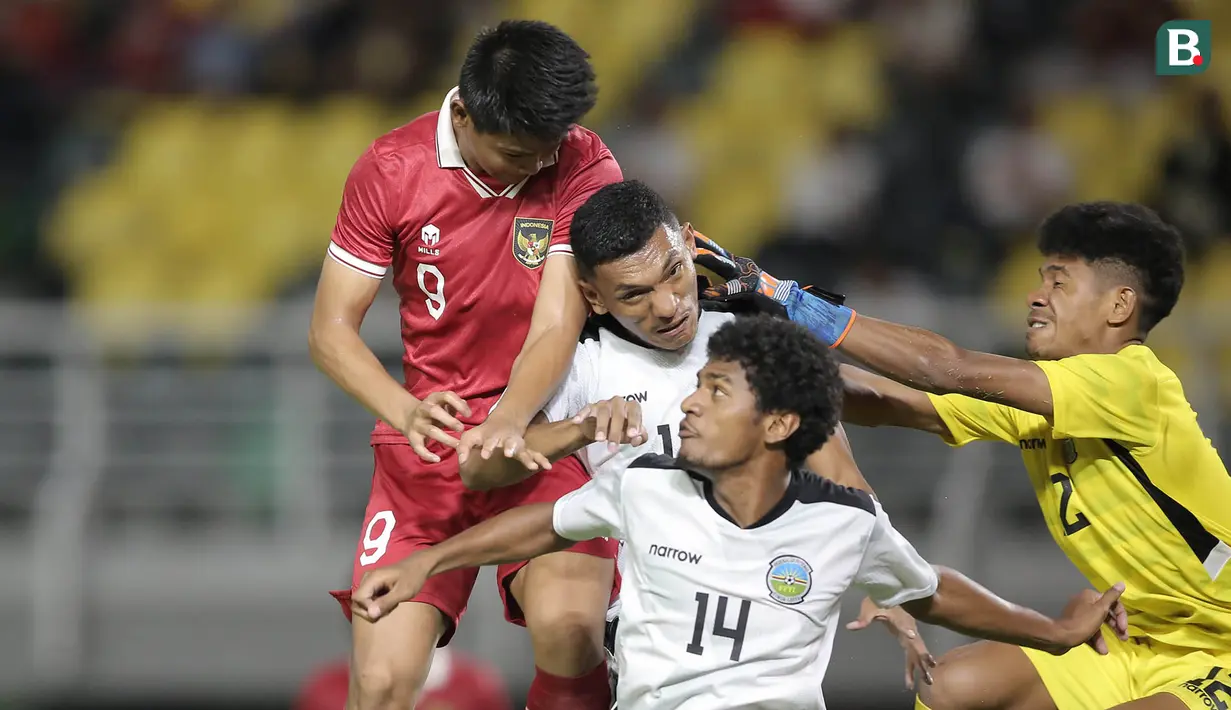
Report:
900,567,1128,656
460,396,648,491
458,255,589,465
834,316,1054,420
839,364,950,435
351,502,572,622
308,259,471,463
804,423,875,494
694,237,1054,419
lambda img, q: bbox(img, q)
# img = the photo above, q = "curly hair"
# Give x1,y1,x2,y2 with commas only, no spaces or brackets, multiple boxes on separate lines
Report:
1038,202,1185,333
571,180,680,278
706,315,840,467
458,20,597,141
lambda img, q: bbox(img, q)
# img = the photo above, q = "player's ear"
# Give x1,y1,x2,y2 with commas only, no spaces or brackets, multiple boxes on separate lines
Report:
682,222,697,257
450,98,470,129
1108,286,1135,327
764,411,800,447
579,278,607,315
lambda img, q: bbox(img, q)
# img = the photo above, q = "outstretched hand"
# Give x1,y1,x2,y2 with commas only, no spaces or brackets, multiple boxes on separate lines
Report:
846,597,936,689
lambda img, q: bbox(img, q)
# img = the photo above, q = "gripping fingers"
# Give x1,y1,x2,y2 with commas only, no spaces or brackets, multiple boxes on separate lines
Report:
436,391,472,418
480,433,504,460
625,403,645,445
592,405,610,443
1110,600,1129,640
514,448,551,472
605,406,627,451
408,433,441,464
423,426,461,450
426,403,464,432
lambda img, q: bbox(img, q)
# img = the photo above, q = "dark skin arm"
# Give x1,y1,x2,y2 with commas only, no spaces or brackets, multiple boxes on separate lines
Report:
839,364,948,435
901,567,1126,655
459,396,647,491
351,503,572,621
459,413,589,490
804,423,875,495
838,316,1054,420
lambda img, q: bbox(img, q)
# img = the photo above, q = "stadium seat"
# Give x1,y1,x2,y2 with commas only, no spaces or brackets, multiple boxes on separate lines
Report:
799,24,887,130
1037,94,1127,201
1038,90,1190,203
1190,241,1231,405
671,29,828,256
988,235,1039,330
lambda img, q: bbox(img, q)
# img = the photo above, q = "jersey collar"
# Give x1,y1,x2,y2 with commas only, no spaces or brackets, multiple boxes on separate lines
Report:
687,470,802,529
435,86,556,200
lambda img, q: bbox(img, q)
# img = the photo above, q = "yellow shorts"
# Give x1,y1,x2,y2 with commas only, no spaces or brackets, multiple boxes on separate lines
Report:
1021,635,1231,709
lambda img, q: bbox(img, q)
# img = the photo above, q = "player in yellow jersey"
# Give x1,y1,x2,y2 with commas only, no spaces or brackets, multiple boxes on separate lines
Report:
697,202,1231,709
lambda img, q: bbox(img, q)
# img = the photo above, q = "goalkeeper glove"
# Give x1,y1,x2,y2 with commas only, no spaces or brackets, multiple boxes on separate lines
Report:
694,234,856,347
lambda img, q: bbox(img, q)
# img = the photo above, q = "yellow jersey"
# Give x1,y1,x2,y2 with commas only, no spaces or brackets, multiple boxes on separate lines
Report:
928,344,1231,654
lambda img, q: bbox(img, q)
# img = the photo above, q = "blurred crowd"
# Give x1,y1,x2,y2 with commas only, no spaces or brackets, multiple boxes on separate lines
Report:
1,0,1228,315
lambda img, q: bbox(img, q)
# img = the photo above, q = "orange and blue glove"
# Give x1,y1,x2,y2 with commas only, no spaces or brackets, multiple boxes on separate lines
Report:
694,234,856,347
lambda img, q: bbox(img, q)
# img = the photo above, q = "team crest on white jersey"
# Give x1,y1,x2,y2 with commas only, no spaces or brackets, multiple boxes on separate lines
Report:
767,555,813,605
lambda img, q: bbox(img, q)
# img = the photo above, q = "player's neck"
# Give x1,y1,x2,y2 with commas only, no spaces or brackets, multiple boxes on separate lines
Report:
454,127,508,187
1090,331,1145,355
709,457,793,529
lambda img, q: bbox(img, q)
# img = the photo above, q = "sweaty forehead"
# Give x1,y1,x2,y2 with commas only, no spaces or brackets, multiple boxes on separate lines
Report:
596,225,684,288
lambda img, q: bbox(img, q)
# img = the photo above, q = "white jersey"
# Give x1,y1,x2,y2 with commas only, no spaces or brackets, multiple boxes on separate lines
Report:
542,308,736,479
552,454,939,710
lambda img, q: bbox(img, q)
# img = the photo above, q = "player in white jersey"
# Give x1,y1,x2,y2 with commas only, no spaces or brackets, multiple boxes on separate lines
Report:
352,315,1129,710
458,179,871,501
453,178,924,695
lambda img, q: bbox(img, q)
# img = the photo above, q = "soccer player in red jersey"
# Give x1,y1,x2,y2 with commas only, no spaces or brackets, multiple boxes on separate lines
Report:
293,649,513,710
307,21,622,710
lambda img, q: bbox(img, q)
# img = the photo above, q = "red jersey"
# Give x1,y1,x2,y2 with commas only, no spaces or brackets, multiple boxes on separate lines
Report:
328,88,622,445
292,650,512,710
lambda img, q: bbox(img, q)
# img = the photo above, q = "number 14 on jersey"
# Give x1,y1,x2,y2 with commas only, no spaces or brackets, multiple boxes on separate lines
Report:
687,591,751,662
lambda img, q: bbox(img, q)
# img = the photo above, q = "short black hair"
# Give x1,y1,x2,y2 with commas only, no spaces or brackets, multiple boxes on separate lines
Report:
707,315,840,468
458,20,597,142
1038,202,1185,333
571,179,680,278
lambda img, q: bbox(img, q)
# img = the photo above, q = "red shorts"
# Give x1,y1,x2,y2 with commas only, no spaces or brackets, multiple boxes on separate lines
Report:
330,443,620,645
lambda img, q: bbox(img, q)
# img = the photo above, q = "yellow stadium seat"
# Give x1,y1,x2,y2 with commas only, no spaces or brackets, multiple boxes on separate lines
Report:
989,236,1040,328
709,29,806,114
45,169,143,277
300,96,384,189
203,101,299,191
1037,94,1130,200
1122,91,1190,199
114,101,216,197
801,24,887,130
